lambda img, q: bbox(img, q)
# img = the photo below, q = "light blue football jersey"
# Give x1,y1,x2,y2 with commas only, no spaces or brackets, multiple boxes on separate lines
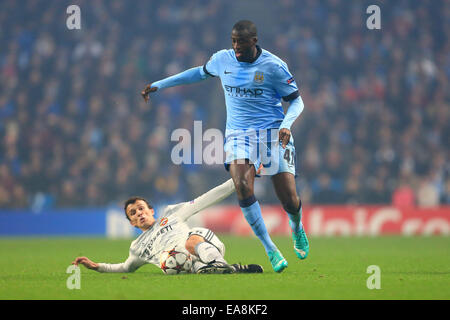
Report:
203,46,299,130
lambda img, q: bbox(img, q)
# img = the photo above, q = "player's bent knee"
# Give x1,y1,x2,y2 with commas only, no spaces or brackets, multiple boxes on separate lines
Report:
185,235,205,255
234,179,254,198
282,195,300,214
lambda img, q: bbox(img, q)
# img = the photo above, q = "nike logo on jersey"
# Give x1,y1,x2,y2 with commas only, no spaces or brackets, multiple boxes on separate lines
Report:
224,70,232,74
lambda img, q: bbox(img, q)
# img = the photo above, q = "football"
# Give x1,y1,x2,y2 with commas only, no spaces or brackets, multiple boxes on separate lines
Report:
159,248,193,275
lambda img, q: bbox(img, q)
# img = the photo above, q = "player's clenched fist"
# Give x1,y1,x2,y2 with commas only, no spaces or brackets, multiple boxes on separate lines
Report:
141,84,158,102
279,128,291,149
72,256,99,270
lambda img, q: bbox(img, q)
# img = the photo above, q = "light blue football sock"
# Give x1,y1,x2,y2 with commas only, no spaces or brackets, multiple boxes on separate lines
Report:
239,196,277,253
287,202,303,234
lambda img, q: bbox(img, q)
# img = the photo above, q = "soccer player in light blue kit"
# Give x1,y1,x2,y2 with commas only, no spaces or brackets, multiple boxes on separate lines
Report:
142,20,309,272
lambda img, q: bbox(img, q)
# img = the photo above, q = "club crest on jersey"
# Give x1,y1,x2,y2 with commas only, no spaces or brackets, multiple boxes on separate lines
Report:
253,71,264,84
160,217,168,226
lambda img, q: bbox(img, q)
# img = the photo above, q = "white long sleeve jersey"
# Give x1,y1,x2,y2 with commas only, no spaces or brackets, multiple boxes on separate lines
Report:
97,179,235,273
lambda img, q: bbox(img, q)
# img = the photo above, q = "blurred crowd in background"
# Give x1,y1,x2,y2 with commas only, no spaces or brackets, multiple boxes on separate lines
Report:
0,0,449,210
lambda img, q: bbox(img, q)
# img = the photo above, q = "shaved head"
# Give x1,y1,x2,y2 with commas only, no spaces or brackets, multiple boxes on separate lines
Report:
231,20,259,62
232,20,257,38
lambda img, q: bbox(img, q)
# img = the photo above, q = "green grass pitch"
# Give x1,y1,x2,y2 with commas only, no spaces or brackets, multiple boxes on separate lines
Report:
0,236,449,300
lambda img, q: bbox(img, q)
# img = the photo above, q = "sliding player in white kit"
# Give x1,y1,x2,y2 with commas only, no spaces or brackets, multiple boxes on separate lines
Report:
72,179,263,274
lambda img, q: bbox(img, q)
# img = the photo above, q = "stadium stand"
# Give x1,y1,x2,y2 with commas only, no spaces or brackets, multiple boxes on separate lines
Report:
0,0,448,209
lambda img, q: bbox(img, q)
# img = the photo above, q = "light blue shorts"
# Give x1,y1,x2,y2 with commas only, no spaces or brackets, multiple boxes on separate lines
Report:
223,128,296,176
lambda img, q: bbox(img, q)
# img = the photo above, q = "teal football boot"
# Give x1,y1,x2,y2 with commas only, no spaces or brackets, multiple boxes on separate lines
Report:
292,228,309,259
268,250,288,273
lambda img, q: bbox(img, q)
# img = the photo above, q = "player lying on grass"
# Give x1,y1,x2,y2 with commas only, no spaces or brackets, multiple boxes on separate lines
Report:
73,179,263,274
141,20,309,273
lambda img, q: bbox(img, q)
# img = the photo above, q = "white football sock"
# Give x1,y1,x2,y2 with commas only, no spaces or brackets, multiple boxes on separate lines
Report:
194,242,227,264
192,260,207,273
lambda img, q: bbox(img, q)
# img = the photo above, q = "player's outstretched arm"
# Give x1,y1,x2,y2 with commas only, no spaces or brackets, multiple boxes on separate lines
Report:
72,254,145,273
141,66,209,102
72,256,99,271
